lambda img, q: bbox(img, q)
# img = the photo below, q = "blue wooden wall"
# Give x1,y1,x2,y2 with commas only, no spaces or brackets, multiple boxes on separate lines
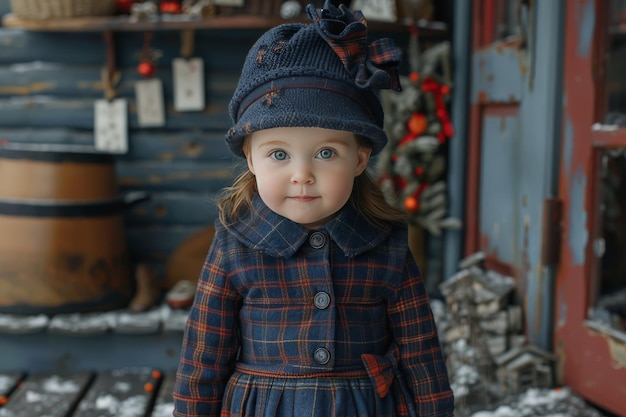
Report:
0,1,268,283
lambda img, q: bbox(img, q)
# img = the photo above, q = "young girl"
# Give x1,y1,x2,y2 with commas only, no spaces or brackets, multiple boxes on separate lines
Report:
173,2,454,416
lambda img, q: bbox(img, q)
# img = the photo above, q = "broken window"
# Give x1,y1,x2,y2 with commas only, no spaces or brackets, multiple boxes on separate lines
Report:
592,149,626,332
589,0,626,333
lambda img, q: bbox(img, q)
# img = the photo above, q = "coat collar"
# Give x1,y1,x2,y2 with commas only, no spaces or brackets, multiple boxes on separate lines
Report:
225,195,392,258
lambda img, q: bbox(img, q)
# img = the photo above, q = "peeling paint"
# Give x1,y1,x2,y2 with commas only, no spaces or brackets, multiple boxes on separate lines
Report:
607,338,626,369
585,323,626,369
568,168,588,265
472,45,523,103
577,0,595,58
557,296,567,328
564,118,574,173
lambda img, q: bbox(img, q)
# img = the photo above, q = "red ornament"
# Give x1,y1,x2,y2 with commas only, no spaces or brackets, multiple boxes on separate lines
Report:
394,175,408,191
421,77,439,92
137,60,156,78
398,131,416,147
404,196,419,212
160,0,182,13
116,0,135,14
407,112,428,136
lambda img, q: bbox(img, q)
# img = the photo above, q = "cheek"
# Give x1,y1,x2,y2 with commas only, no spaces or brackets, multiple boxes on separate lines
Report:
254,169,282,198
320,170,355,201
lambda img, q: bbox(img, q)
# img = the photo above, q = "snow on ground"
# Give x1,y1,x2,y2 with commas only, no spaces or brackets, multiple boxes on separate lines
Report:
466,386,609,417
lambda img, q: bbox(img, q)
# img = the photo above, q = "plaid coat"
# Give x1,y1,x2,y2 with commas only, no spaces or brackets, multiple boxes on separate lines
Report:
173,196,454,417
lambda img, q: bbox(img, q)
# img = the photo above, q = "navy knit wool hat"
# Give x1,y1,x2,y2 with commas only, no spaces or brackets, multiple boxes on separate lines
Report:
225,0,402,158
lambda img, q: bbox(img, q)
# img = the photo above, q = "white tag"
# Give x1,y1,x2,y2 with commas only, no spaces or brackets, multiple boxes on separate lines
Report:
350,0,397,22
94,98,128,154
135,78,166,127
173,57,205,111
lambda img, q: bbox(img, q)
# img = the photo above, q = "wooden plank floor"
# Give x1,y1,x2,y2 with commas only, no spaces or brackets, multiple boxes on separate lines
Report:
0,304,184,416
0,368,176,417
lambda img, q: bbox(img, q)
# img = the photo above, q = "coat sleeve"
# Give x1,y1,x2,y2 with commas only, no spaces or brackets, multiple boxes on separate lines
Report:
173,234,241,417
388,249,455,417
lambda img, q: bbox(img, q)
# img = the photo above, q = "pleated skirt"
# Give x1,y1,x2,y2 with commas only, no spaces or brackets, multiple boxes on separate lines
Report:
220,370,418,417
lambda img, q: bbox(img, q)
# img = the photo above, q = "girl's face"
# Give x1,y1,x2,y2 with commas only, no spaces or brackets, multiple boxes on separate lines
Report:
245,127,371,229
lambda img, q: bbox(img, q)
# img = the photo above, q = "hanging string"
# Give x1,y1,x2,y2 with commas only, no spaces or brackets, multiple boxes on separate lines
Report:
102,30,120,101
101,67,121,101
180,29,195,59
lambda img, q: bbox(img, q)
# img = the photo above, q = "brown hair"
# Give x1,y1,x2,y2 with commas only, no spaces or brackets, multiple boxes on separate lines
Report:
217,136,407,229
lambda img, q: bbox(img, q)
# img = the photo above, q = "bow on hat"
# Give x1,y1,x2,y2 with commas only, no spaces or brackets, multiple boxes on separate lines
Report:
306,1,402,92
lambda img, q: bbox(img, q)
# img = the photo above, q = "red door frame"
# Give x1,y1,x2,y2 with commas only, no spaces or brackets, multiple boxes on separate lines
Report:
464,0,491,257
465,0,516,277
555,0,626,414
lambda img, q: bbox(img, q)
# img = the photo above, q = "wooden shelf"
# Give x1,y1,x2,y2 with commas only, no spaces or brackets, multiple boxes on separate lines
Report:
1,12,447,38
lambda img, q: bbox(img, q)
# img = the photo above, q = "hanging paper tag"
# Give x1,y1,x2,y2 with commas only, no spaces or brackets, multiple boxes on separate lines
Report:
94,98,128,154
135,78,166,127
173,57,205,111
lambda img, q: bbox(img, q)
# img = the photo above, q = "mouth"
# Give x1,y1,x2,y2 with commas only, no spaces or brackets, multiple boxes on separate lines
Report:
289,196,318,202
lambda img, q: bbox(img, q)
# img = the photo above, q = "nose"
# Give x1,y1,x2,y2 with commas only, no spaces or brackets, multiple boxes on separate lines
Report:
290,160,315,184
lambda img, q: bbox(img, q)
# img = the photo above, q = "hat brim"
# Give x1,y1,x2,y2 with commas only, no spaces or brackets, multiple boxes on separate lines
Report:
226,87,388,158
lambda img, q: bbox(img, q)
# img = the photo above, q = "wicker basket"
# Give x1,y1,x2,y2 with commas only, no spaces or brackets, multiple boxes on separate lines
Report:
10,0,117,20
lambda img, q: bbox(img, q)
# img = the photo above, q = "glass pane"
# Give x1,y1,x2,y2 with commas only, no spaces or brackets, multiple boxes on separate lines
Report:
592,148,626,332
606,0,626,121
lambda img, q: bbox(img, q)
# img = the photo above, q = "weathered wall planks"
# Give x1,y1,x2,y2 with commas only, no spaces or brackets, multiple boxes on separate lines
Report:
0,1,258,284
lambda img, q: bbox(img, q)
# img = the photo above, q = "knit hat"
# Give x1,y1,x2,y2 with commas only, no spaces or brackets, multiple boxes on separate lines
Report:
225,0,402,158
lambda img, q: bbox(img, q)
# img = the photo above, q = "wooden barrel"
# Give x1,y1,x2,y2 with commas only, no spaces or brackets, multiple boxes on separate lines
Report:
0,144,135,314
0,144,118,200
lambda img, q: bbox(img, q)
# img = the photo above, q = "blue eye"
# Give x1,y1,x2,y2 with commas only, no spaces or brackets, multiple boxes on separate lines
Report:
317,149,334,159
271,150,288,160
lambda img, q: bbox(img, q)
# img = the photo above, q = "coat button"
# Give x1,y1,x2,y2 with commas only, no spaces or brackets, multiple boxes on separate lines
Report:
314,347,330,365
314,291,330,309
309,232,326,249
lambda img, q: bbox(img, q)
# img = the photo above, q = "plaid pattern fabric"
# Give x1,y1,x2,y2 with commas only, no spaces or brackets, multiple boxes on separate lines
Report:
308,2,402,91
173,197,454,417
